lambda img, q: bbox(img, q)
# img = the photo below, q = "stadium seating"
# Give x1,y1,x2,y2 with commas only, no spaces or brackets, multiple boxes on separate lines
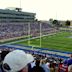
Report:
0,22,57,40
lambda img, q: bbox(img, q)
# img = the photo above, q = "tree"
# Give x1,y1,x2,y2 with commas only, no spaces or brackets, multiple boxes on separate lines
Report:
65,20,70,27
52,20,59,26
52,20,60,30
35,19,38,22
49,18,53,24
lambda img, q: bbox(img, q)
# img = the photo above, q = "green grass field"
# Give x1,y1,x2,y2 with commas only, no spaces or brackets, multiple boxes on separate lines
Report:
13,31,72,52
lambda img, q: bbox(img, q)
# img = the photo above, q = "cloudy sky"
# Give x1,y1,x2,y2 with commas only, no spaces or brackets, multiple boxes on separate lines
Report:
0,0,72,20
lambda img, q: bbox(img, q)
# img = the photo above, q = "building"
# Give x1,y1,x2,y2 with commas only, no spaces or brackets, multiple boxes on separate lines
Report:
0,7,36,23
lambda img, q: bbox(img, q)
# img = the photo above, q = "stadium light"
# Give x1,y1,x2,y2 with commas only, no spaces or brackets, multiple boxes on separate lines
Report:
20,0,21,8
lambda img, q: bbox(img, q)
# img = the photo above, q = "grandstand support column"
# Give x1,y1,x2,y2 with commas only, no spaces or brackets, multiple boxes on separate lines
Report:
28,22,31,46
40,23,42,48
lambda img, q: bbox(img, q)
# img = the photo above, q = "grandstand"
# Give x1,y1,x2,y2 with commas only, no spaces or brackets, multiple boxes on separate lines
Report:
0,22,55,41
0,7,36,22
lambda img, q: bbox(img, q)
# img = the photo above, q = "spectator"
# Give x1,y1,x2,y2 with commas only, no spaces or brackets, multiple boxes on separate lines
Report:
31,59,45,72
1,49,10,61
30,60,36,68
0,50,34,72
63,54,72,66
40,59,50,72
28,60,36,72
49,62,55,72
68,65,72,72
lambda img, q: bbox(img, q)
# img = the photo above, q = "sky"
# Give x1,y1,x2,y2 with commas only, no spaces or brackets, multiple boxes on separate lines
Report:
0,0,72,20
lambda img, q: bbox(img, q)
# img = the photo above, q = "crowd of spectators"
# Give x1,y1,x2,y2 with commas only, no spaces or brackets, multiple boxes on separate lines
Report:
0,22,58,40
0,49,72,72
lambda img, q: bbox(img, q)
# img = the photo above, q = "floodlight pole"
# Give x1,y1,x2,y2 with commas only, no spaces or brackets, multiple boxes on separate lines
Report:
20,0,21,8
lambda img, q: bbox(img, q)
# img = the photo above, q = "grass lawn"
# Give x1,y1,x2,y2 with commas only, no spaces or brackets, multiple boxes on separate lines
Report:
13,31,72,52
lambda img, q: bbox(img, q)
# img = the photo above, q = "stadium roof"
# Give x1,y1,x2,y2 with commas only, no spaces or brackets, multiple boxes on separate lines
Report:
0,8,36,15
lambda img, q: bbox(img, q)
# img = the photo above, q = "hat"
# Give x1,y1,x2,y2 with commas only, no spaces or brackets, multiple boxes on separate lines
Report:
3,50,34,72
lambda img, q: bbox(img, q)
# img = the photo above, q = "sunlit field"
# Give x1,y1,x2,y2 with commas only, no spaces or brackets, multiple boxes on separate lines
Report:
13,31,72,52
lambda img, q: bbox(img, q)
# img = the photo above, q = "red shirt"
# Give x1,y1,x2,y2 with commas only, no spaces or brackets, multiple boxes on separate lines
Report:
58,64,68,72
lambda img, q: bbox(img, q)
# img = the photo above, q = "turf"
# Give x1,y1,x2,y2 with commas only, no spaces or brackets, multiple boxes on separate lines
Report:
13,31,72,52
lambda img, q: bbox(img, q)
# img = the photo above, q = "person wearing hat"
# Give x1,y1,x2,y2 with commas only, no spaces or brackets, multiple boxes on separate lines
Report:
0,50,34,72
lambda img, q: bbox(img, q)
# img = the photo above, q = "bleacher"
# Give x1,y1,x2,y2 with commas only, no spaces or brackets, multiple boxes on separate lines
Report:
0,22,57,40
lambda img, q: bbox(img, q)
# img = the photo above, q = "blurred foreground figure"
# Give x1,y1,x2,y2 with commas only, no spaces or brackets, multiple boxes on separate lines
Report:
0,50,34,72
63,54,72,66
31,59,45,72
68,65,72,72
